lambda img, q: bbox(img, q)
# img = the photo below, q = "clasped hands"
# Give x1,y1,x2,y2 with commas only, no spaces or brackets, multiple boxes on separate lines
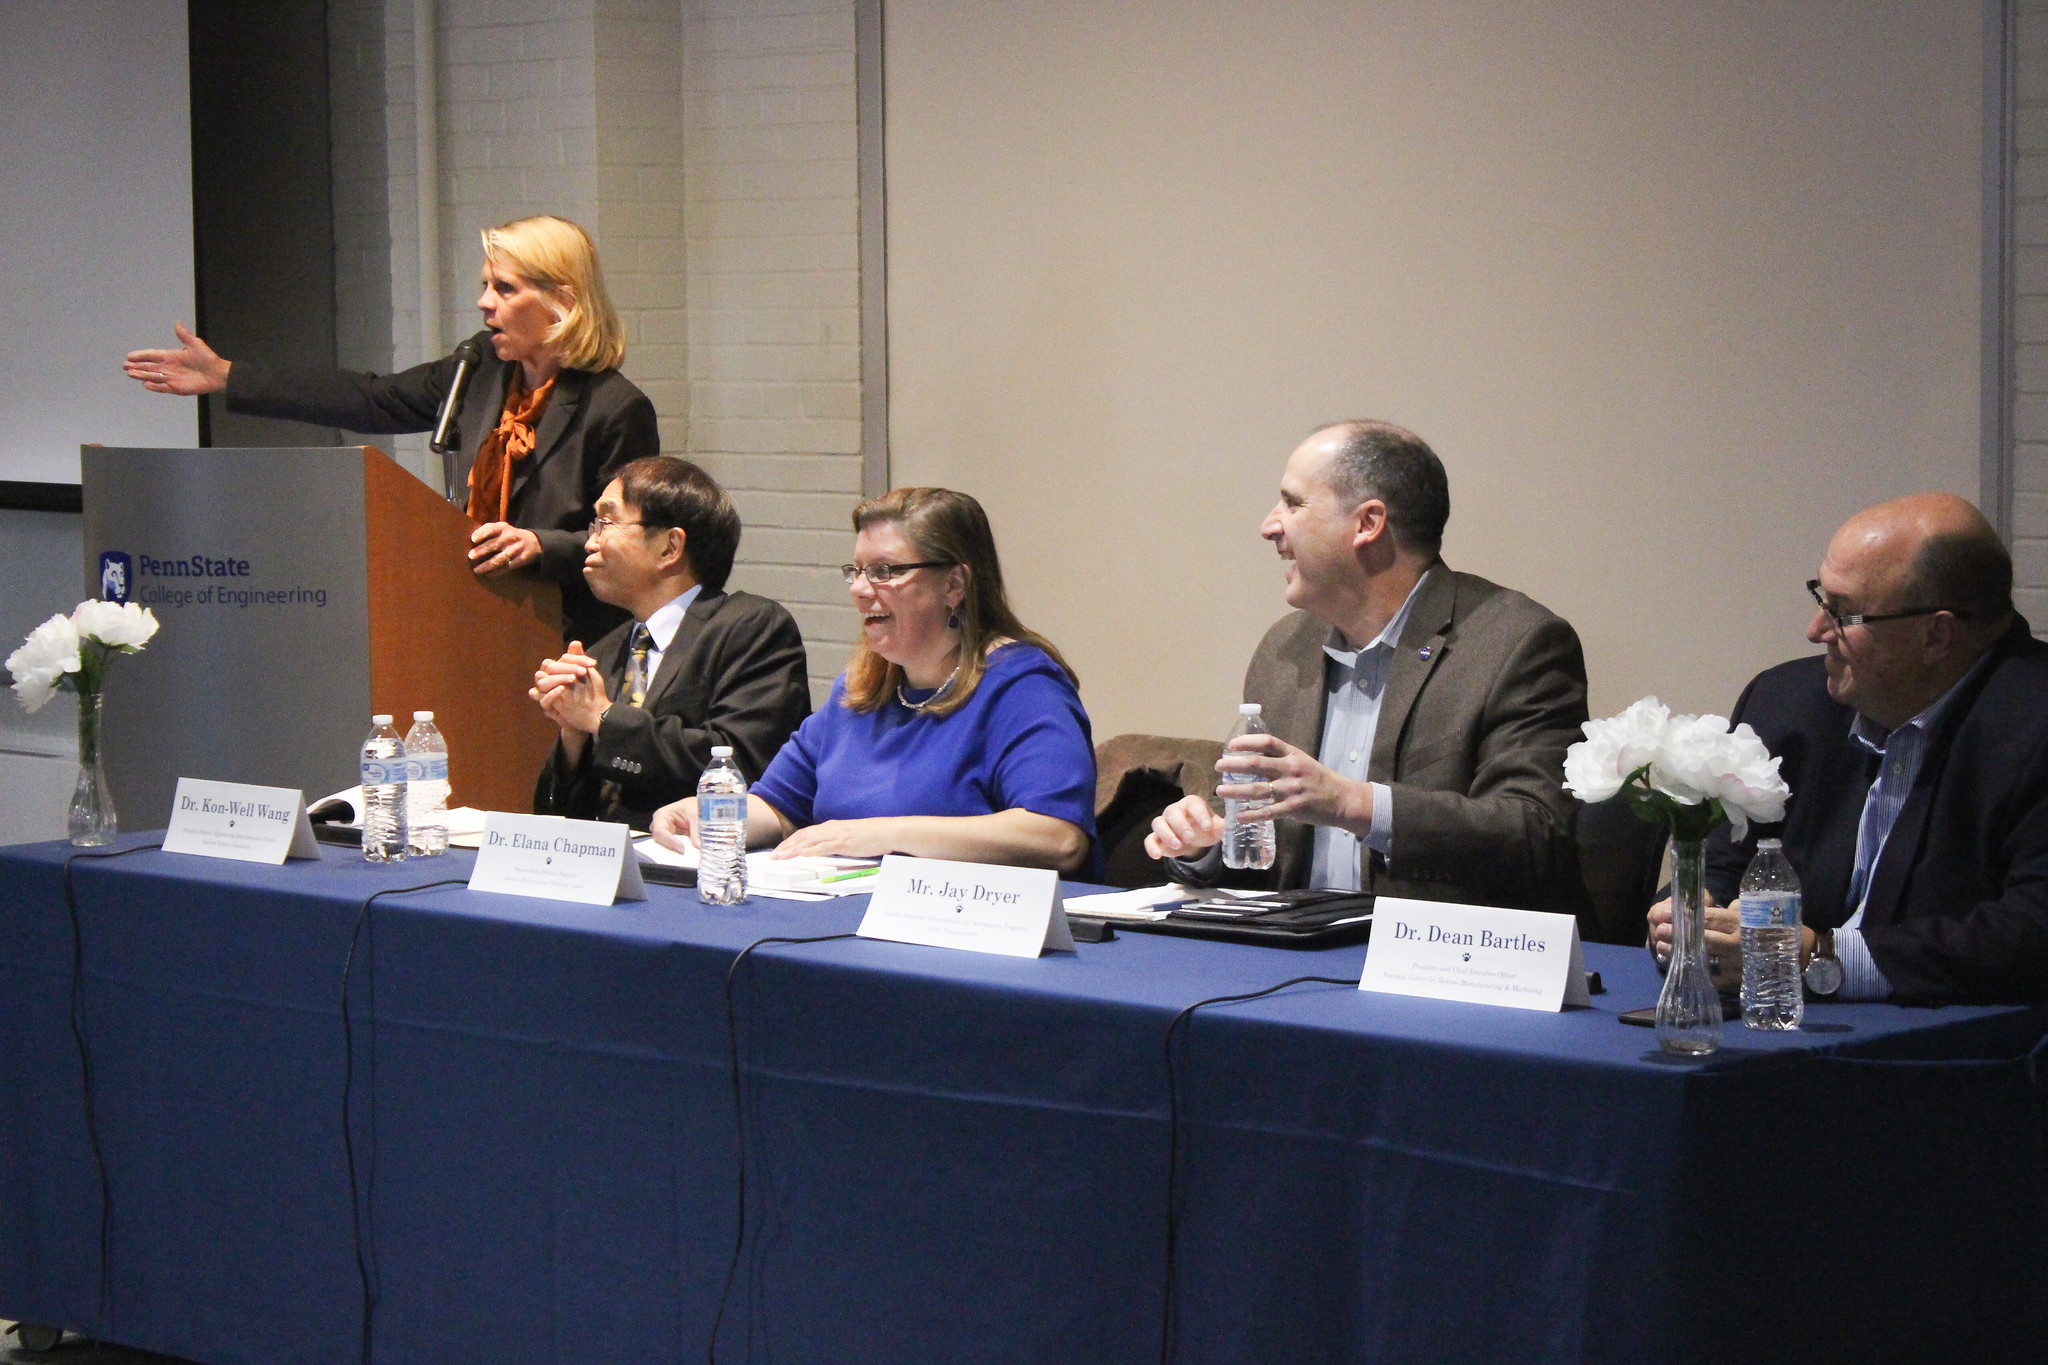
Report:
1646,897,1821,991
1142,733,1373,860
530,641,608,758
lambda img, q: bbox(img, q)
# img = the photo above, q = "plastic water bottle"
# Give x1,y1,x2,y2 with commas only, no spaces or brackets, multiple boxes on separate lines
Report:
360,715,409,863
1221,702,1277,871
403,711,450,856
1739,838,1803,1029
696,745,749,904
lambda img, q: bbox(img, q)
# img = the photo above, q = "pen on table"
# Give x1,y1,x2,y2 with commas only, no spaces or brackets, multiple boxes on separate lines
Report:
819,866,881,883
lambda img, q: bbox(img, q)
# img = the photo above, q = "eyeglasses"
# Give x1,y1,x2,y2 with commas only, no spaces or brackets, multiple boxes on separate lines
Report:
841,561,952,584
1805,579,1969,634
588,515,652,538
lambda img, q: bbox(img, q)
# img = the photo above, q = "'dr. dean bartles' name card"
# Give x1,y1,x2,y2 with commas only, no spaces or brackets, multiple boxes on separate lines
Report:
1359,896,1589,1012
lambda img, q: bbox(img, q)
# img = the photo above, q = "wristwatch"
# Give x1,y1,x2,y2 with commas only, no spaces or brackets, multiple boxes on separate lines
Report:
1803,928,1843,997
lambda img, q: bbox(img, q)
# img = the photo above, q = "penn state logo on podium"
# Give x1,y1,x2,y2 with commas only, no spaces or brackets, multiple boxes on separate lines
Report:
98,550,133,604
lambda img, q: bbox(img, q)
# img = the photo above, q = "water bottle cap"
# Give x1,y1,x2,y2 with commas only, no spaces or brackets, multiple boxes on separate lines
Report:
1238,703,1262,715
1758,838,1782,850
414,710,433,720
710,745,734,758
371,714,393,725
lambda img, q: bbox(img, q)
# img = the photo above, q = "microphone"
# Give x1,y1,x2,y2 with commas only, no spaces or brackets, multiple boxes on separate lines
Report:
431,337,483,503
430,338,483,454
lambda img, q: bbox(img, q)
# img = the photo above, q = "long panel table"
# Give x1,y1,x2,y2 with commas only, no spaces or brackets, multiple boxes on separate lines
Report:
2,836,2045,1364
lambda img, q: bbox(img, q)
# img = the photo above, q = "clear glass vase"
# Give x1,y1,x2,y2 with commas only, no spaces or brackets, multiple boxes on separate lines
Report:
69,690,116,846
1655,836,1721,1055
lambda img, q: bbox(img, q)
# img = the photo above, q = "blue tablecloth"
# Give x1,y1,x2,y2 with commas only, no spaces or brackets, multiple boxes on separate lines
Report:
3,836,2045,1364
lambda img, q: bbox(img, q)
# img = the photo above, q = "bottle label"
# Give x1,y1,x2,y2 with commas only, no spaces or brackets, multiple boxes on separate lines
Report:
700,794,745,824
406,755,449,782
1739,891,1801,929
361,758,407,785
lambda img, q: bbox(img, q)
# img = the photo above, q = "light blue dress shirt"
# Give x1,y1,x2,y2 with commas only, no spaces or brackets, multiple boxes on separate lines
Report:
1831,656,1987,1000
1307,571,1429,891
637,583,702,684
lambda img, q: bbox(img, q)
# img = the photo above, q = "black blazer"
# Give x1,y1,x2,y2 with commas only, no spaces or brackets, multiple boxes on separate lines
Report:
533,588,812,830
1705,616,2048,1004
225,329,660,642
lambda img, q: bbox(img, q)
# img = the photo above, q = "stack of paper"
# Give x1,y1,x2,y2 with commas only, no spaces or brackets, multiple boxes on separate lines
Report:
632,836,879,900
313,785,491,848
1061,884,1198,921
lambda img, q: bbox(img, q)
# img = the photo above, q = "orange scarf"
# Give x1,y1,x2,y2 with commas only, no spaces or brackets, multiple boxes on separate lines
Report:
465,372,557,523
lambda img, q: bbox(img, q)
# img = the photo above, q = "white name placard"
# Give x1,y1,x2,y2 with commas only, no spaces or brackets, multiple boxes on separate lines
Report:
468,813,648,906
1359,896,1590,1012
857,854,1077,958
162,778,319,864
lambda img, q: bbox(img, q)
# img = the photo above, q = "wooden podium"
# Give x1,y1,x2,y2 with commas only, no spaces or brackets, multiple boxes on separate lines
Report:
82,445,564,827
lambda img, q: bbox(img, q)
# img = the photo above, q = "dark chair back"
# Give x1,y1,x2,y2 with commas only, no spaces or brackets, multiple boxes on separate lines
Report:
1093,733,1226,889
1574,797,1668,945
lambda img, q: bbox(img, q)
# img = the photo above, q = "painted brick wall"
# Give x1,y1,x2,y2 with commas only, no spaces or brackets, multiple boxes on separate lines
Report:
2018,2,2048,633
594,0,690,440
438,0,600,350
682,0,863,702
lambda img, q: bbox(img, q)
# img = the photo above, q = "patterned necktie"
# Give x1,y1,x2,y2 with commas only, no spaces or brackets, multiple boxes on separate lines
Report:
598,623,656,825
626,623,653,707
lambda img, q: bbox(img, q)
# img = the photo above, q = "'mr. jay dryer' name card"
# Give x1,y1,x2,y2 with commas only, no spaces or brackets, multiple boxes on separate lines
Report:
858,854,1076,958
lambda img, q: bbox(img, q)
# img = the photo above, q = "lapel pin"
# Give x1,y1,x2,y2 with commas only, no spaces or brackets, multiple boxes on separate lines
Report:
1418,645,1434,661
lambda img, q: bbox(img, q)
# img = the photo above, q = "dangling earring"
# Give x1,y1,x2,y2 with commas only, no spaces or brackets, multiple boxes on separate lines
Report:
947,607,961,630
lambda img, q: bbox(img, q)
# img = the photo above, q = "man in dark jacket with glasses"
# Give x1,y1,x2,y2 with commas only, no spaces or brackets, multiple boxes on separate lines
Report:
1651,492,2048,1005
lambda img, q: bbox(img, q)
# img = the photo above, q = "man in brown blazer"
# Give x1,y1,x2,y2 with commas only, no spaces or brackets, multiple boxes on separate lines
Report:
1146,420,1589,910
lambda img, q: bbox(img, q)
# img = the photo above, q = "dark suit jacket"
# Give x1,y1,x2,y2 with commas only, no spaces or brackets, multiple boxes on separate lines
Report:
1704,616,2048,1004
532,588,812,830
225,330,659,642
1179,564,1589,911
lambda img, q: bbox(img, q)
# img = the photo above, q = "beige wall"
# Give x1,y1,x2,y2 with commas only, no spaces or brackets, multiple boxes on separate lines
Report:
884,0,1986,742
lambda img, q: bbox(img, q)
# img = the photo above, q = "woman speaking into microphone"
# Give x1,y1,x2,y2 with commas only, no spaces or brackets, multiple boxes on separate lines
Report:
122,214,657,642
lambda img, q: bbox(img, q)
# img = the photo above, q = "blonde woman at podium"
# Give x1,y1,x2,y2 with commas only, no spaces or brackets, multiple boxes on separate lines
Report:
122,214,657,644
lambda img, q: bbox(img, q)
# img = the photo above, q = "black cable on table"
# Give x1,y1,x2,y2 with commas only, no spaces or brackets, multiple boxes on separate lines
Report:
60,838,165,1321
1158,974,1357,1365
339,878,468,1365
710,932,858,1365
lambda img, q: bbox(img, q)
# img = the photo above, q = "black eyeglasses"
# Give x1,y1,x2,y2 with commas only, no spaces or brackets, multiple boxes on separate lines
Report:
588,515,651,538
841,561,952,584
1805,579,1969,634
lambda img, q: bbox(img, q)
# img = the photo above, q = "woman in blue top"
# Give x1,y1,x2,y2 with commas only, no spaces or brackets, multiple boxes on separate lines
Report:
650,486,1096,873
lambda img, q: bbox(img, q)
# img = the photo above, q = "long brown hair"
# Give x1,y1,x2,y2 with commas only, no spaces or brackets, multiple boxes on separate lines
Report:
843,487,1076,716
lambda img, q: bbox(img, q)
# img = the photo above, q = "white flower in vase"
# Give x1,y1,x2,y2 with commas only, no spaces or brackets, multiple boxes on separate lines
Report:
5,612,82,713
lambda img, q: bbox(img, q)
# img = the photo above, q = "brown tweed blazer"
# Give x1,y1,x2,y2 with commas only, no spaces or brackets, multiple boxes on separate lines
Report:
1243,563,1590,912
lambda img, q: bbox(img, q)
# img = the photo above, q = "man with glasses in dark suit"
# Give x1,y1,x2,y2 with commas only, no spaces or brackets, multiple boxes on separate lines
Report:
529,456,811,828
1649,493,2048,1004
